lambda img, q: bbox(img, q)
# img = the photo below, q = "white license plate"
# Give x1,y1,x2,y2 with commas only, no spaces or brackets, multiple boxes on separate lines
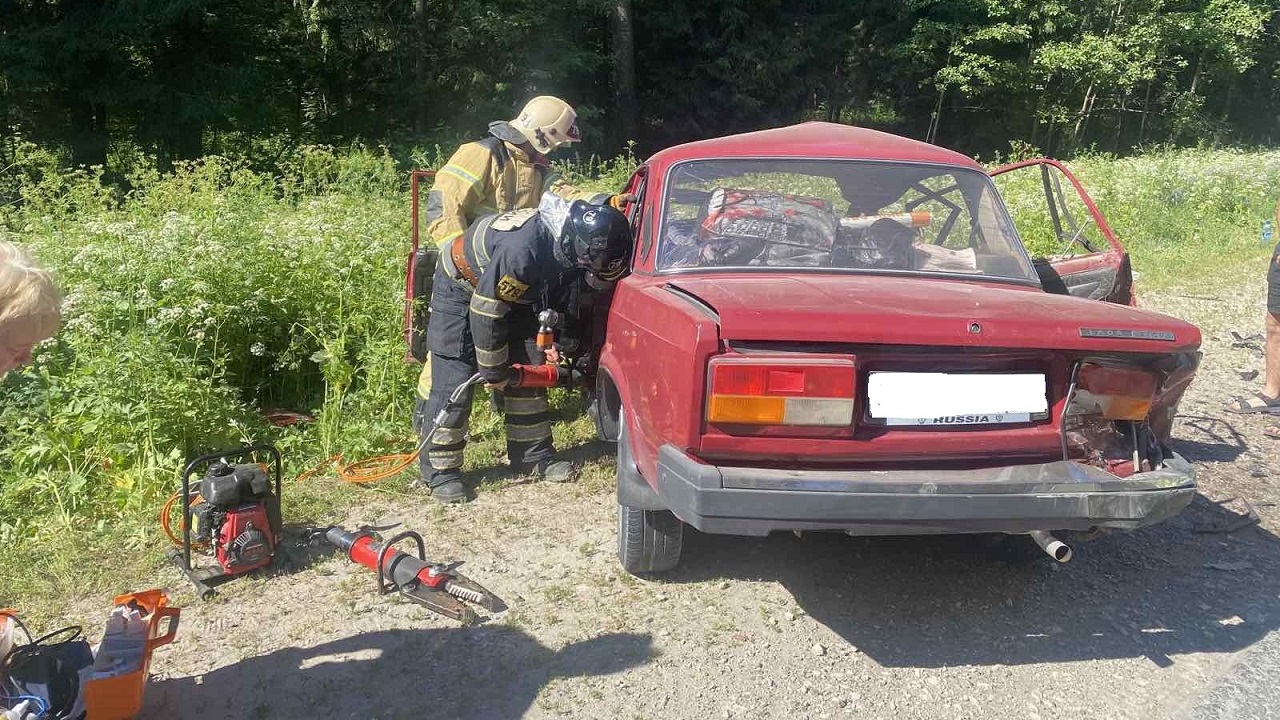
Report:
867,372,1047,426
884,412,1034,426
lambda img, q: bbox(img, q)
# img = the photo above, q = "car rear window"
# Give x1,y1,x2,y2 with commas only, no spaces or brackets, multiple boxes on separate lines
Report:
656,159,1038,283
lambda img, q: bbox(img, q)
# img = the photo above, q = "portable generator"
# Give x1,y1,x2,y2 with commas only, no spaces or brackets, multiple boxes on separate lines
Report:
166,444,284,600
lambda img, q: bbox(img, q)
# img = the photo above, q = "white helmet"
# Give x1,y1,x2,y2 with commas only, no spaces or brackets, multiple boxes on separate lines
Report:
509,96,580,154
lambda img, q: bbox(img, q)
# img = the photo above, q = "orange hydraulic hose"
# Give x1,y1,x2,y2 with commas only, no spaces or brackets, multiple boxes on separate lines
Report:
294,451,420,485
160,490,207,548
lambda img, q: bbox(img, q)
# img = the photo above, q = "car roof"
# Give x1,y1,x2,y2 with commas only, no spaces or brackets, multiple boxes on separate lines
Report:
646,121,984,171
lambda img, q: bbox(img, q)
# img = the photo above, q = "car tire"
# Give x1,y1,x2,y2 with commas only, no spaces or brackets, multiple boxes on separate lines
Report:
615,414,683,574
617,504,683,575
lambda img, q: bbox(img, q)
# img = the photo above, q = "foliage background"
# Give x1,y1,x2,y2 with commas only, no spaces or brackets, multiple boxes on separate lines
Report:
2,0,1279,172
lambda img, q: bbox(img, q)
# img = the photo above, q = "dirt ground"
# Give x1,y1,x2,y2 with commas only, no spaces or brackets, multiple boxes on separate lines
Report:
134,278,1279,720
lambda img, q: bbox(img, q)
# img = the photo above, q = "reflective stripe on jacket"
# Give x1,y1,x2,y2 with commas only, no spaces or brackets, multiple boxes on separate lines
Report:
443,209,572,383
424,124,608,249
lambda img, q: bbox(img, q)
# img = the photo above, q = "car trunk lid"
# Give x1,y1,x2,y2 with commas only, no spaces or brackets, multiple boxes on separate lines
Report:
665,273,1199,352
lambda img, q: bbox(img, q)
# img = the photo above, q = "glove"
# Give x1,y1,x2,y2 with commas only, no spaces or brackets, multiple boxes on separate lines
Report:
608,193,637,211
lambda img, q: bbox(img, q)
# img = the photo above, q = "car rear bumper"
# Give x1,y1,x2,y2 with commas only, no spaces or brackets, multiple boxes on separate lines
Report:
653,444,1196,536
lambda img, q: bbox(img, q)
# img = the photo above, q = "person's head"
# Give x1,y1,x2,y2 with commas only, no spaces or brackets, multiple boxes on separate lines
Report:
559,201,632,287
509,96,580,156
0,241,62,375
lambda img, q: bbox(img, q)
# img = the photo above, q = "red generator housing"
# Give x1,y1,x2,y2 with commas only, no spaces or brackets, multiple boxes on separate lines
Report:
169,445,284,600
213,502,276,574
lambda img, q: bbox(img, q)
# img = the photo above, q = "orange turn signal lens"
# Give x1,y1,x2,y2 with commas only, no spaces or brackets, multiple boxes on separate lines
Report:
1097,396,1153,421
707,395,787,425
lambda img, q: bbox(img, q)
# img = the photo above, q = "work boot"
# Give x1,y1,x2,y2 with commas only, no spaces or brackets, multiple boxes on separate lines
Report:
426,478,471,504
534,459,575,484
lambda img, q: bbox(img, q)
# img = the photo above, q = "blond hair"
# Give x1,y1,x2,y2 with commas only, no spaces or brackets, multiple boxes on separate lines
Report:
0,241,62,342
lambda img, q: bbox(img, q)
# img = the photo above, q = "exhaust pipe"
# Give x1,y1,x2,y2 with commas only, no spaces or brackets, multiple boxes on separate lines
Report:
1028,531,1072,563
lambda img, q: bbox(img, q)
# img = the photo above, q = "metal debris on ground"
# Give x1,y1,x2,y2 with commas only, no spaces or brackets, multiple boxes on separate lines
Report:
1230,331,1265,354
261,409,316,426
1239,369,1260,381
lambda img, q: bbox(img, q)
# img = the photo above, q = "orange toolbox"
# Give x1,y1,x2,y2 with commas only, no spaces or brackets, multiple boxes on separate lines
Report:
83,589,180,720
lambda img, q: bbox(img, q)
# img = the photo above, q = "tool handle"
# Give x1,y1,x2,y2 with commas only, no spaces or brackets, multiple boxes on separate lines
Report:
375,531,427,595
509,363,560,388
181,444,282,487
330,528,433,590
150,607,181,648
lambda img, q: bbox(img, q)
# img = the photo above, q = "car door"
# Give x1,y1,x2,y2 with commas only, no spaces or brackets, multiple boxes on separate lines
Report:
620,165,648,262
990,159,1135,306
584,164,647,381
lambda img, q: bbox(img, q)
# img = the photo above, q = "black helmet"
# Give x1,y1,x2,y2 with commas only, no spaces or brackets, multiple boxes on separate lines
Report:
560,201,632,281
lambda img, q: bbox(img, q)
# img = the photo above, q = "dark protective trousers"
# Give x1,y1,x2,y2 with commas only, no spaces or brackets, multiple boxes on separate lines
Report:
412,268,553,488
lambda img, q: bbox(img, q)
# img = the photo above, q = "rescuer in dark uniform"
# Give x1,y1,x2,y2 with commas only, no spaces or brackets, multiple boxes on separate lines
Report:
413,198,633,503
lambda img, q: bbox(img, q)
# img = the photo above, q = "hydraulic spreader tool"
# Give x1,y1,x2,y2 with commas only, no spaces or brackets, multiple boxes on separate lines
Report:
321,526,506,623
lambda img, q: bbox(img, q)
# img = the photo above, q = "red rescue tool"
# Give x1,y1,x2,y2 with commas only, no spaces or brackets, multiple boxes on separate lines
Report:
323,526,505,623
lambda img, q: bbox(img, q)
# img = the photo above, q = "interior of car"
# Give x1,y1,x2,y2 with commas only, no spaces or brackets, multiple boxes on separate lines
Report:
658,176,1034,281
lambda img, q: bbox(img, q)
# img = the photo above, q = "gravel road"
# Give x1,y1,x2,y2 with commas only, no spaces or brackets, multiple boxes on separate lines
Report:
139,278,1280,720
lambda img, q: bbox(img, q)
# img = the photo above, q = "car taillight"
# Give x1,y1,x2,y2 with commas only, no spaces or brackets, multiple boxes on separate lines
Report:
707,357,855,426
1068,362,1157,421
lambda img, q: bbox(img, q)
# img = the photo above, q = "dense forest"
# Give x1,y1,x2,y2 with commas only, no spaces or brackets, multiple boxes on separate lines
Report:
1,0,1278,171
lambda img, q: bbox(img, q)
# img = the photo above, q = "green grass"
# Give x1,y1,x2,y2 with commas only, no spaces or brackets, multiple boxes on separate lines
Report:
0,141,630,620
1,141,1276,620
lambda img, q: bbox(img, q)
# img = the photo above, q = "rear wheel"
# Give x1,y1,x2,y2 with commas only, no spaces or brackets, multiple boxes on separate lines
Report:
617,504,684,575
615,414,683,574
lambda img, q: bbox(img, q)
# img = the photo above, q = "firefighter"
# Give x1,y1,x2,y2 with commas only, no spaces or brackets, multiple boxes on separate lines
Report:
424,95,632,250
412,198,633,503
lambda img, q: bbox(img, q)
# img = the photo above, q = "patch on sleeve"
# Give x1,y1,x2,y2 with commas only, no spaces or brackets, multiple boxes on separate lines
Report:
496,274,530,302
490,208,539,232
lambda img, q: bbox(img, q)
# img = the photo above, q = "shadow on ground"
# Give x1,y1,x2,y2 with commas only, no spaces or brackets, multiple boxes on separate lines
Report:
668,495,1280,669
1171,415,1250,462
149,628,652,719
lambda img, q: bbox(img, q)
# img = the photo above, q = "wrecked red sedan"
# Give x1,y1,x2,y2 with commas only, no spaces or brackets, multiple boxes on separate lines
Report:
591,122,1201,574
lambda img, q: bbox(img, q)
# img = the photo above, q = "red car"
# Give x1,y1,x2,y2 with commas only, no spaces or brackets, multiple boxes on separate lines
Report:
590,122,1201,574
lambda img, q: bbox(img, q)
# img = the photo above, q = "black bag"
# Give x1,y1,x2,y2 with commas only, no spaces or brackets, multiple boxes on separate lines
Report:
2,624,93,720
409,247,437,362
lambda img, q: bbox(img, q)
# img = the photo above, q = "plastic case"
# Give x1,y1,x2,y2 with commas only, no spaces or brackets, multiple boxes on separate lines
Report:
83,589,180,720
